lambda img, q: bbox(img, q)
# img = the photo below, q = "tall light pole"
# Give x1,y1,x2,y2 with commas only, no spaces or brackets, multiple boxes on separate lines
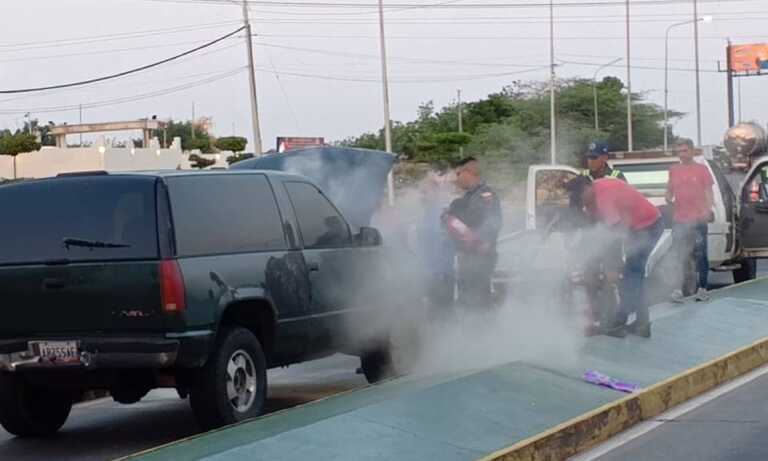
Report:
625,0,633,152
664,16,711,153
693,0,702,146
593,58,622,131
377,0,395,206
549,0,557,164
457,88,464,158
242,0,263,155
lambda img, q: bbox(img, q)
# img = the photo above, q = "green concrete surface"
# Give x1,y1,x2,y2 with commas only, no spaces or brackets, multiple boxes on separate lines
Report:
126,279,768,461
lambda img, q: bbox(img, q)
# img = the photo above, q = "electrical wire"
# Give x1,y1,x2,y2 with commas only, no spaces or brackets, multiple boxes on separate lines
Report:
0,67,247,115
0,27,245,94
0,20,241,53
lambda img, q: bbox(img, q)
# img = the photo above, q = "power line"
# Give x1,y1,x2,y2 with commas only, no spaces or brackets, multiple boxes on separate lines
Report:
0,68,247,115
0,20,241,53
255,41,546,68
0,27,245,94
0,38,240,63
143,0,757,9
253,32,768,40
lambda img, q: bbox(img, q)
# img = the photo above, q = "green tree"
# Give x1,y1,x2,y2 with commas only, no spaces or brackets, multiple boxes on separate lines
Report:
342,75,683,170
0,131,42,179
215,136,248,153
153,120,213,152
188,154,216,169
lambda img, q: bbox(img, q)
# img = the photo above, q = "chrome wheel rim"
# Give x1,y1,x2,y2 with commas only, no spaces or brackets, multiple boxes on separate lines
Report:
226,349,257,413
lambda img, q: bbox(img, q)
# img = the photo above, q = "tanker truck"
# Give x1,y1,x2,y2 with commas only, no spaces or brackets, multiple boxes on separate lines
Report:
723,122,767,172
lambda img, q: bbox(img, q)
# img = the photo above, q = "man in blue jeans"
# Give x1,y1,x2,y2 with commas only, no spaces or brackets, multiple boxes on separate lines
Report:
666,138,714,302
583,179,663,338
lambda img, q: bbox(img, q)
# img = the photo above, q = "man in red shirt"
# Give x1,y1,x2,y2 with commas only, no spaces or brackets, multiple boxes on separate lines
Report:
583,178,663,337
666,138,714,302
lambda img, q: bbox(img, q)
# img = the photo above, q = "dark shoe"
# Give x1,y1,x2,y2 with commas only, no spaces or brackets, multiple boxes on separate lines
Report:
603,324,627,338
626,321,651,338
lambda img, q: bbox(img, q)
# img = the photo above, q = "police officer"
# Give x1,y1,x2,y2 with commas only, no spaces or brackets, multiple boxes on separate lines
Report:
442,157,502,310
582,141,626,181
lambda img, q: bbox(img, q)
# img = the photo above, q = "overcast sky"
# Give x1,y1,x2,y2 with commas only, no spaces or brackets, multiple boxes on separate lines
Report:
1,0,766,151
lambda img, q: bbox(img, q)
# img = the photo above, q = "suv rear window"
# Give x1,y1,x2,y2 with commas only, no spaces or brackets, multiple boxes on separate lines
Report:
0,176,159,265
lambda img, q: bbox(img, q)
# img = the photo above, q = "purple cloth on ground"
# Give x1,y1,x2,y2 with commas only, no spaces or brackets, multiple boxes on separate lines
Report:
583,370,640,393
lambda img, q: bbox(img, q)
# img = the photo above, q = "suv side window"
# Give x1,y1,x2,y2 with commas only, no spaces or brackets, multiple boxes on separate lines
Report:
167,174,286,256
284,181,353,248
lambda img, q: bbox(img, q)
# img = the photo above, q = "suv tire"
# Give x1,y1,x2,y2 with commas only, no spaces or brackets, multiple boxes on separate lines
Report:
733,258,757,284
0,373,73,437
190,327,267,431
360,347,395,384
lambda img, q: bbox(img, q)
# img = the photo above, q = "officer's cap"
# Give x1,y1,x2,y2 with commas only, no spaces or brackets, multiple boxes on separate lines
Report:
585,141,610,158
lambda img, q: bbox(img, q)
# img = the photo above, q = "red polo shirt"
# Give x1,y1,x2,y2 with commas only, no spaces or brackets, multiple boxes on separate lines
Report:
668,162,714,223
590,178,660,231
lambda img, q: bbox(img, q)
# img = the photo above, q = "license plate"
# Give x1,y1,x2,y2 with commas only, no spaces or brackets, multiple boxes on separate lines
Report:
30,341,80,363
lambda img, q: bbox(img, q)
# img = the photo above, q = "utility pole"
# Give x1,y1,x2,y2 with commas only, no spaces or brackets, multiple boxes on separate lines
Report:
378,0,394,206
625,0,633,151
242,0,263,155
191,101,196,142
726,40,735,128
549,0,557,164
693,0,703,146
79,104,83,146
457,88,464,158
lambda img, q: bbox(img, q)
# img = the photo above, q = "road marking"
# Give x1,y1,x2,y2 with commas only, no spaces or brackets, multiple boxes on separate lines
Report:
570,361,768,461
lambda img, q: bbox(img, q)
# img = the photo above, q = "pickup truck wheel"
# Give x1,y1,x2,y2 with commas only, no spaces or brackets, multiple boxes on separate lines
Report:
0,373,73,437
733,258,757,284
190,327,267,431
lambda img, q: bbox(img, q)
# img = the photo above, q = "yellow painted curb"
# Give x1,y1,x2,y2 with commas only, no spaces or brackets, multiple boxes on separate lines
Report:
479,336,768,461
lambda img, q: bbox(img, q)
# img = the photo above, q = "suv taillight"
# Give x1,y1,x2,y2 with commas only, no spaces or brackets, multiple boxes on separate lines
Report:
160,260,186,312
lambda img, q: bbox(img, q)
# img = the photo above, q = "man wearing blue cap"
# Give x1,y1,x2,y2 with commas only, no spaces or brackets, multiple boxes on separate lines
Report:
581,142,626,182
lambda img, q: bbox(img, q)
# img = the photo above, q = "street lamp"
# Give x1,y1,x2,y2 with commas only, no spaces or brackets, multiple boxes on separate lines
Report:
664,16,712,153
593,58,622,131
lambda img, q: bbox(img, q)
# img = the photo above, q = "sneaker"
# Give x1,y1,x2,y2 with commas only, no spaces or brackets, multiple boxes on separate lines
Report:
626,321,652,338
603,325,627,338
695,288,710,302
670,289,685,304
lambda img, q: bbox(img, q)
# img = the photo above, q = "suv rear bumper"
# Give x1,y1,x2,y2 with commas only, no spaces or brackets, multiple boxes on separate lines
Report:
0,333,212,372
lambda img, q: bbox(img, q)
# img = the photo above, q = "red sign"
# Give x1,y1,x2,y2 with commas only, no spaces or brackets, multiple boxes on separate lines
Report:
276,137,325,153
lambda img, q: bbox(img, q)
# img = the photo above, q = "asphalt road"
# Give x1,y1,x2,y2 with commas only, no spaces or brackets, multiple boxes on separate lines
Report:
0,354,365,461
593,371,768,461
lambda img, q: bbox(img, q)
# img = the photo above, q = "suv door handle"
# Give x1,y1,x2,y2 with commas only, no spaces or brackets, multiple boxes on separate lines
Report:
43,278,67,290
307,262,320,272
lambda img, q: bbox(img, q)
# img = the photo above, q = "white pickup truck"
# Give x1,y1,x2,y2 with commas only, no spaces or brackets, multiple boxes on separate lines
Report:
524,152,767,288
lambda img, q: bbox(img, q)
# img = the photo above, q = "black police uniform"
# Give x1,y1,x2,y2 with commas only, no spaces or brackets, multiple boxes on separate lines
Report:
447,182,502,309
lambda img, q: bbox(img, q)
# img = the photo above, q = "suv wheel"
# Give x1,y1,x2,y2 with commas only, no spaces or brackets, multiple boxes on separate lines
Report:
360,348,395,384
0,373,73,437
190,327,267,431
733,258,757,284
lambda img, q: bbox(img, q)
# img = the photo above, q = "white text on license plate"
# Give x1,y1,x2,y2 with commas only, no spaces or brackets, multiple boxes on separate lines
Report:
31,341,80,363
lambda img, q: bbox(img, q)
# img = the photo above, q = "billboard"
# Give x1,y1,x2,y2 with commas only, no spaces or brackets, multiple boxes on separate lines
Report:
729,43,768,73
276,137,325,153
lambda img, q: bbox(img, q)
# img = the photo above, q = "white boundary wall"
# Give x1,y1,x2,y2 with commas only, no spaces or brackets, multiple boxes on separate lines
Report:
0,137,239,179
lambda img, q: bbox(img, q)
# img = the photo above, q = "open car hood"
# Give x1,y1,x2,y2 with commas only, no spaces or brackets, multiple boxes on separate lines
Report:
230,147,396,229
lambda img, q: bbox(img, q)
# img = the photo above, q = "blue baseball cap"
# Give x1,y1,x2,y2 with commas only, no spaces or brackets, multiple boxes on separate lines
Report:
586,141,610,158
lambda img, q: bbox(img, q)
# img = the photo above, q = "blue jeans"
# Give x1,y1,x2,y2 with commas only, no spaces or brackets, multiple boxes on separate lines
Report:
672,222,709,291
619,220,664,326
